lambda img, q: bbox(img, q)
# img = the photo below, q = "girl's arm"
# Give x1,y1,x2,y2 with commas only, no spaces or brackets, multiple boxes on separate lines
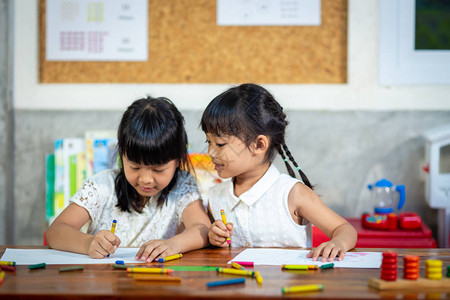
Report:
288,182,357,262
46,203,120,258
135,200,211,262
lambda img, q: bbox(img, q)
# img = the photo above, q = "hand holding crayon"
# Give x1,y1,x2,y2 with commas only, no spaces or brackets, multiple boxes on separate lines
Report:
220,209,231,245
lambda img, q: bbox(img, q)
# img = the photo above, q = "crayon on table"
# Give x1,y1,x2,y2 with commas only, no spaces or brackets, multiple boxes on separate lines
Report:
127,267,174,274
216,267,254,277
133,274,182,282
232,261,254,267
115,260,124,265
254,271,263,285
0,271,4,284
0,265,16,272
28,263,46,270
220,209,231,244
59,266,84,272
281,264,308,270
158,253,183,263
231,262,246,270
0,261,16,266
107,219,117,257
206,277,246,287
112,264,136,269
281,284,324,294
320,263,334,270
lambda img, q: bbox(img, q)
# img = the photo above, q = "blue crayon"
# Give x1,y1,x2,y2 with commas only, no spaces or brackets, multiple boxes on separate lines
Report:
206,277,246,287
115,260,124,265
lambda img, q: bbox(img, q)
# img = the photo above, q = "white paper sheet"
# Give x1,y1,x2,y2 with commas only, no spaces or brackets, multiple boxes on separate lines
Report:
217,0,321,26
228,249,382,268
46,0,148,61
0,248,141,265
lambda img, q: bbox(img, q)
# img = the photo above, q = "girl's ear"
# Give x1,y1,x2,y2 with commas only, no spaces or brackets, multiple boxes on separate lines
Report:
253,135,269,154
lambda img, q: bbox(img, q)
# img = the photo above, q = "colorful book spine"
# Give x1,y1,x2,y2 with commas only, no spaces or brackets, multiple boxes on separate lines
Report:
45,154,55,223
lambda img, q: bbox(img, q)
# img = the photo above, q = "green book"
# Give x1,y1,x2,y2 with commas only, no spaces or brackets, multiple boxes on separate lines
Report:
45,154,55,222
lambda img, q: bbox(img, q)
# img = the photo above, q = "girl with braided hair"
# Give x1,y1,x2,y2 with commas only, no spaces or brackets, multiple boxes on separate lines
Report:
201,83,356,262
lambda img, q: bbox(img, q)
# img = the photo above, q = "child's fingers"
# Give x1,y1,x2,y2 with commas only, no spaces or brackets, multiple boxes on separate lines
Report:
145,243,168,263
214,220,228,231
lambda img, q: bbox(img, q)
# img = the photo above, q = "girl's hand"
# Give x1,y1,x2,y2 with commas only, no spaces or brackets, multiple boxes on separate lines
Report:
306,239,347,262
135,239,180,263
208,220,233,247
87,230,121,259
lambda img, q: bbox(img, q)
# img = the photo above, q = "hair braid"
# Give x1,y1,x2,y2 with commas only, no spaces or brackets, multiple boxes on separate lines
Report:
282,143,313,189
278,146,295,178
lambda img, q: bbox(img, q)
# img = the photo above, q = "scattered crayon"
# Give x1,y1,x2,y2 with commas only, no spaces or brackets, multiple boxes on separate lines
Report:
320,263,334,270
220,209,231,245
158,253,183,263
285,264,319,270
133,274,182,282
0,265,16,272
232,261,254,267
231,262,245,270
59,266,84,272
127,267,174,274
115,260,124,265
0,261,16,266
281,284,324,294
216,267,254,277
254,271,263,285
112,264,135,269
0,271,4,284
28,263,46,270
206,277,245,287
447,265,450,278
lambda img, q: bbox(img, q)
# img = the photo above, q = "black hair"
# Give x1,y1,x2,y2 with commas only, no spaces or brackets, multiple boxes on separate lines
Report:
115,96,191,212
200,83,312,189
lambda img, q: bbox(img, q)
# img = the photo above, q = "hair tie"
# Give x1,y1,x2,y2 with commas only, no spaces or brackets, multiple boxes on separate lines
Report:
296,166,301,171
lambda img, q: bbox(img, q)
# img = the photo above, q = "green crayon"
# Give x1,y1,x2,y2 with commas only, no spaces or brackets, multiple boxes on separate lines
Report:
320,263,334,270
59,265,84,272
28,263,46,270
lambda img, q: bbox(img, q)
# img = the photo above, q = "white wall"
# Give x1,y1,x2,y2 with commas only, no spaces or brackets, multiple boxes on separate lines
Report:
14,0,450,111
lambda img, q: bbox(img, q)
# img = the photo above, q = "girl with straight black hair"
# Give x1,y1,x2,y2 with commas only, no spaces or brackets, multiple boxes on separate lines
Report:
47,97,210,263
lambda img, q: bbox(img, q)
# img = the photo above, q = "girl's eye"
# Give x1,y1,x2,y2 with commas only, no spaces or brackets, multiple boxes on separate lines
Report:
205,140,211,144
216,143,226,148
153,169,165,173
130,166,140,170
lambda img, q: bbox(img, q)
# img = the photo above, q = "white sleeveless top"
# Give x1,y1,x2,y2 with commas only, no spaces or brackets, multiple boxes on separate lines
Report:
207,164,312,248
71,169,201,247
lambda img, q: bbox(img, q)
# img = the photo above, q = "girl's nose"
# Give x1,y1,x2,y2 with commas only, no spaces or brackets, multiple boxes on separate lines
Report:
207,145,217,160
139,170,154,185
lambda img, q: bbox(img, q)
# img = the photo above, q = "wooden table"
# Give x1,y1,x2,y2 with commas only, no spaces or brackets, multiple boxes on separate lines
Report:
1,246,449,299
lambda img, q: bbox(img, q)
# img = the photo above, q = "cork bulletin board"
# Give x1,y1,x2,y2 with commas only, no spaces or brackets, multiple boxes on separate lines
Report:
39,0,348,84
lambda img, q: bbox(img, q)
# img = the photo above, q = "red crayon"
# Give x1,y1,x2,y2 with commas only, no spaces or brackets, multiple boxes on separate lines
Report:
0,265,16,272
232,261,254,267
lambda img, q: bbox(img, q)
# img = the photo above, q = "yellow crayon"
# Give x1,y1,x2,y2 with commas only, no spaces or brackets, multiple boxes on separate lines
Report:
231,262,245,270
127,267,174,274
158,253,183,263
0,261,16,266
0,271,5,283
220,209,231,244
282,264,318,270
216,267,254,277
133,274,182,282
282,284,324,294
254,271,263,285
107,219,117,257
110,219,117,234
